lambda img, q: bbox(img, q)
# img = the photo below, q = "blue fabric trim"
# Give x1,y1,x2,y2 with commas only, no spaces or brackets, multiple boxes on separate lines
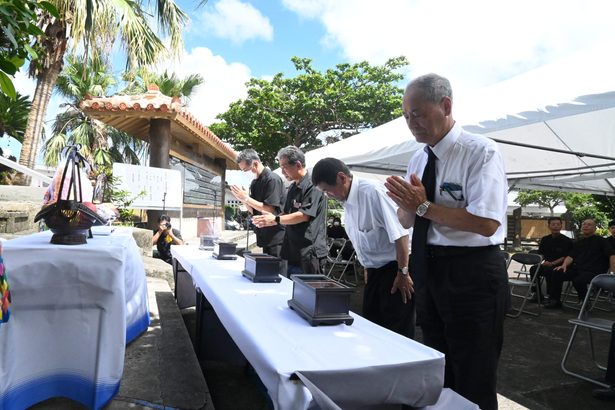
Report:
126,312,150,344
0,373,120,410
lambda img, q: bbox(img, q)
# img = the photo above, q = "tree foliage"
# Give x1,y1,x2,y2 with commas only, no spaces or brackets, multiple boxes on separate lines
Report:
515,189,613,230
515,190,568,214
43,54,146,167
0,0,56,98
210,56,409,166
121,68,204,102
0,92,31,143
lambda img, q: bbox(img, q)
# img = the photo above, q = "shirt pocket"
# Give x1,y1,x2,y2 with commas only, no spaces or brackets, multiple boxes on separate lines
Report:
356,227,380,252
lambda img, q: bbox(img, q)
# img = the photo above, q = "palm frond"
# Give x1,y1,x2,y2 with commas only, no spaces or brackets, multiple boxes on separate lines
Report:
155,0,188,54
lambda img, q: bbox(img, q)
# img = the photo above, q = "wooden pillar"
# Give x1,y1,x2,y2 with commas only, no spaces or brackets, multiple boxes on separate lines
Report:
214,158,226,232
147,118,171,230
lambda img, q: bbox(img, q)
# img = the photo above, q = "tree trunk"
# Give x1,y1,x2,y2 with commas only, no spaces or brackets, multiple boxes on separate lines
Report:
15,65,63,185
15,17,67,186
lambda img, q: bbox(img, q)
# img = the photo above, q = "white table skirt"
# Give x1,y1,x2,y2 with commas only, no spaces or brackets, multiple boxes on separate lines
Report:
172,245,445,410
0,228,150,410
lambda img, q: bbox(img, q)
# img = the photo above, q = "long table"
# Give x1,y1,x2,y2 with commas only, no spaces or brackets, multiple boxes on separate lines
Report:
0,228,150,410
172,245,448,409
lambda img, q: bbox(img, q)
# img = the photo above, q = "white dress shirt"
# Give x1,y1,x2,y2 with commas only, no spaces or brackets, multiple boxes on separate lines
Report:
405,122,508,246
342,177,409,268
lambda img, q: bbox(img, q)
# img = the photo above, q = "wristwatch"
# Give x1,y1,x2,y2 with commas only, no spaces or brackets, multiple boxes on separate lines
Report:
416,200,431,217
275,215,281,224
398,266,409,276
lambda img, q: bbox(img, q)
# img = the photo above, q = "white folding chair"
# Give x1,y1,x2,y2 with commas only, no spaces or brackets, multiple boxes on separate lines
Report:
561,274,615,387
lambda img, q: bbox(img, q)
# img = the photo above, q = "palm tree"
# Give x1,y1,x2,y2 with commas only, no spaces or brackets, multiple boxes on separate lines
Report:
0,92,31,143
122,69,204,102
43,54,146,167
16,0,187,185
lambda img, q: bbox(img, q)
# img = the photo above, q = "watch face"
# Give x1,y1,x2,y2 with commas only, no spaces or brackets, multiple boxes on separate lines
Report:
417,201,430,217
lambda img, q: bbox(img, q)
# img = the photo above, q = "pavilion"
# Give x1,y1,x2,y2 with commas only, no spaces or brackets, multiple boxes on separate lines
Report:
80,85,238,231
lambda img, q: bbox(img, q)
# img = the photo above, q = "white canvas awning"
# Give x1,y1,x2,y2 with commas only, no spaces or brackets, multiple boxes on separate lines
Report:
305,45,615,195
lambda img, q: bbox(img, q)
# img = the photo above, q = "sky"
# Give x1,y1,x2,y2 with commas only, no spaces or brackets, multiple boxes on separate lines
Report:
4,0,615,161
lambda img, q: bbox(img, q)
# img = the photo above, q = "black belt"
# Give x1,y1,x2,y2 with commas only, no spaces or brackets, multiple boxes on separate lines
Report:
425,245,499,258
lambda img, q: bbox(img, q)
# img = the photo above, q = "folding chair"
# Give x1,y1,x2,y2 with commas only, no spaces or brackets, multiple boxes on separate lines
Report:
562,270,612,311
325,238,359,285
506,252,543,318
561,274,615,387
512,250,539,280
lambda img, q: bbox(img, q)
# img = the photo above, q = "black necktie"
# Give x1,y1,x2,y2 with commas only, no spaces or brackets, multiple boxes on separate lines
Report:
410,147,436,286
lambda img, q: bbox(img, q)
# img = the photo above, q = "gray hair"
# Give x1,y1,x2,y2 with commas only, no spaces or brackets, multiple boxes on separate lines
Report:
277,145,305,167
236,149,260,166
406,73,453,103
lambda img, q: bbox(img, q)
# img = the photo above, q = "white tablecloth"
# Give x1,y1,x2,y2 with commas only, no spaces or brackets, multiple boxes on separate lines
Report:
172,245,445,410
0,228,150,410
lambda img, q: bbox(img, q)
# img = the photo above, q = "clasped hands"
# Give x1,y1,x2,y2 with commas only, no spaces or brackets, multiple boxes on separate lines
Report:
230,185,249,202
385,174,427,213
252,211,276,228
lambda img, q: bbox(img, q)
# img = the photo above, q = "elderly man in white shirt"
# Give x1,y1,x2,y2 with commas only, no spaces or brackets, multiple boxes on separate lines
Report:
385,73,508,410
312,157,415,339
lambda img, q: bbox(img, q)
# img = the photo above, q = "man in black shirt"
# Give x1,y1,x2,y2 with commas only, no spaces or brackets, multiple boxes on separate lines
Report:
230,149,285,257
253,146,327,276
530,217,573,302
545,218,615,308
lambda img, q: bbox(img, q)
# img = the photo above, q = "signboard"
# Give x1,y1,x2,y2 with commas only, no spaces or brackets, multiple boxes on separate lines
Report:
112,163,182,211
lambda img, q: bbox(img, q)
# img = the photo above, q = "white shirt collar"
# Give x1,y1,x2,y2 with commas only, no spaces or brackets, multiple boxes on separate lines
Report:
430,121,461,161
345,176,360,206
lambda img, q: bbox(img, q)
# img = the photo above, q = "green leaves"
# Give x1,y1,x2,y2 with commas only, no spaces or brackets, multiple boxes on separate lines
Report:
0,71,16,99
212,56,409,166
0,92,31,141
515,189,615,232
0,0,48,99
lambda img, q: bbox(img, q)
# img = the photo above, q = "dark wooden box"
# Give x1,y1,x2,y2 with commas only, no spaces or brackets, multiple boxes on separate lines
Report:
213,242,237,260
288,275,354,326
241,253,284,283
199,235,218,251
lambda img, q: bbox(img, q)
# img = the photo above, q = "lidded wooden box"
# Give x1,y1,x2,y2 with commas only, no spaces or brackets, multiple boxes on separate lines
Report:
288,275,354,326
241,253,285,283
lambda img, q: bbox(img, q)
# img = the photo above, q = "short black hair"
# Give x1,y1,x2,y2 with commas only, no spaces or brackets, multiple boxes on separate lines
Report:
236,149,260,166
312,157,352,186
547,216,562,224
277,145,305,167
609,220,615,228
158,214,171,223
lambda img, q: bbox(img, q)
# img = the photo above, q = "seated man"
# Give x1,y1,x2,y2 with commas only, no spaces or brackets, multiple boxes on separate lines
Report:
529,216,573,302
152,215,183,264
593,322,615,401
545,218,615,309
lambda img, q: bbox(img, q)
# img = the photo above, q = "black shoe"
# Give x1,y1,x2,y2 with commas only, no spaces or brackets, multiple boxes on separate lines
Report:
544,300,562,309
593,387,615,401
527,293,541,303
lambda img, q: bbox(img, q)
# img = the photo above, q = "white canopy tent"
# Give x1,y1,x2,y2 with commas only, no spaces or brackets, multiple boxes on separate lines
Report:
304,45,615,196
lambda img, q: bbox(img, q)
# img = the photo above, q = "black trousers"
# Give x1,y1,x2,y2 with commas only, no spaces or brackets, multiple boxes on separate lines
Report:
529,264,556,297
262,244,282,258
364,261,415,339
287,257,326,277
547,266,598,302
416,246,508,410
